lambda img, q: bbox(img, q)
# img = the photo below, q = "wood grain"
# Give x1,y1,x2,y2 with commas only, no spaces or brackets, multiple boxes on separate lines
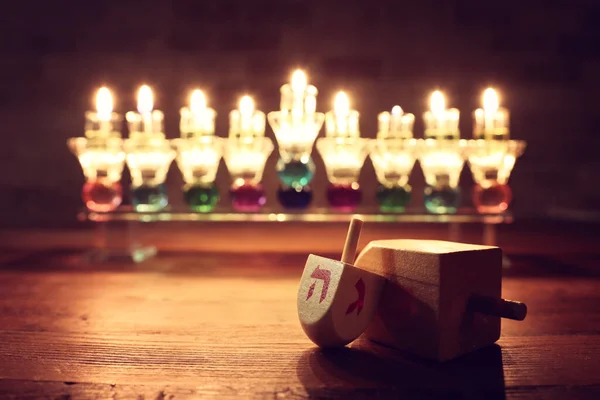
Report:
0,251,598,399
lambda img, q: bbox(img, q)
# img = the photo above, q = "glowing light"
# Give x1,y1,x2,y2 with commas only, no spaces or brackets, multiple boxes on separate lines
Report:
190,90,207,117
483,88,499,114
96,87,113,121
334,91,350,116
291,69,307,93
391,105,403,116
430,90,446,116
239,95,255,117
137,85,154,115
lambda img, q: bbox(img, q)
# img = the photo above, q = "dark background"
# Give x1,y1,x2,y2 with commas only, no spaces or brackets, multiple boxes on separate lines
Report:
1,0,598,227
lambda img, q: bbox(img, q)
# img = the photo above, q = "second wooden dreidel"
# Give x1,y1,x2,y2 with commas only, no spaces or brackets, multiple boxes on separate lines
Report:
354,239,527,361
297,217,385,347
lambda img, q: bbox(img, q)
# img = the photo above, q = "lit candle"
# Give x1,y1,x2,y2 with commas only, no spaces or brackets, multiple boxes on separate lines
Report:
325,91,359,137
126,85,165,140
423,90,460,140
229,95,265,138
474,88,509,140
96,87,113,136
377,105,415,139
137,85,154,136
240,95,254,136
291,69,307,121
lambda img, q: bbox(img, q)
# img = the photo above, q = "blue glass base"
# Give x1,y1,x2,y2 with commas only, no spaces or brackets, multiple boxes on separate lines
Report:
424,186,461,214
276,157,315,187
132,183,169,212
277,185,312,209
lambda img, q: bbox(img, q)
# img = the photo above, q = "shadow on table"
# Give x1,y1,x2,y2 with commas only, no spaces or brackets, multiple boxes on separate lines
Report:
296,339,505,399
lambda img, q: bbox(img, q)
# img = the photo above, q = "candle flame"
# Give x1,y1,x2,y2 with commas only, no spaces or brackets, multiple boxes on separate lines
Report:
137,85,154,115
291,69,307,92
483,88,499,114
239,95,254,116
96,87,113,121
334,91,350,116
190,90,207,116
430,91,446,115
391,105,403,116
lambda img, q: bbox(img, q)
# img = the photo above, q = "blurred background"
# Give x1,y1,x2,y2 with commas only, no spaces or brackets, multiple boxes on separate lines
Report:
0,0,598,228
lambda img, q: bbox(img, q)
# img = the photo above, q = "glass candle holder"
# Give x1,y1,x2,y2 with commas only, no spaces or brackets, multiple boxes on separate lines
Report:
417,139,467,214
269,110,324,209
223,136,274,212
124,138,176,212
172,136,225,212
316,137,371,211
68,137,126,212
370,138,418,213
465,140,526,214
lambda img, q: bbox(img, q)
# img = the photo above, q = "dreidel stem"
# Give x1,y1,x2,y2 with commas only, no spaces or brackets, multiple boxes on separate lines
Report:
341,217,363,264
467,295,528,321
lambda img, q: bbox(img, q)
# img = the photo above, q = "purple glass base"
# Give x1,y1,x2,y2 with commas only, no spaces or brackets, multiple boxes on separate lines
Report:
327,183,361,211
230,182,266,212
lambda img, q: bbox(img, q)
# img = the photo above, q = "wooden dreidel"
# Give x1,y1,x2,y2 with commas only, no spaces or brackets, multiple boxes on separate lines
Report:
297,217,385,347
354,239,528,361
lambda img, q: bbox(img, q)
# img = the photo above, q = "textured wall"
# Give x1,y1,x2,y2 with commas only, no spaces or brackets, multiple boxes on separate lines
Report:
0,0,598,227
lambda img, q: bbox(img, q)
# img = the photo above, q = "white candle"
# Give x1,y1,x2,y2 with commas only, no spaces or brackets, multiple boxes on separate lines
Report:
473,87,509,140
291,69,307,122
390,105,402,136
334,91,350,135
96,87,113,136
239,95,254,136
190,89,207,134
137,85,154,136
377,111,391,138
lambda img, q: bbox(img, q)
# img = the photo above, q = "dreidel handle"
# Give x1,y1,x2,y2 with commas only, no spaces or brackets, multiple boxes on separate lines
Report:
341,217,364,264
467,295,528,321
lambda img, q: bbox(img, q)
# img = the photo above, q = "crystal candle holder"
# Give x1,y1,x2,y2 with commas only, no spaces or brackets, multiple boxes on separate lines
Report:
268,111,325,209
417,139,467,214
465,139,526,214
124,138,176,212
172,136,225,212
68,137,126,212
316,137,371,211
223,137,274,211
370,138,418,213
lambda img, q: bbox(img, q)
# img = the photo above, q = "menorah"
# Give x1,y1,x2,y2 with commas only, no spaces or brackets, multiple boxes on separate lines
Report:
69,71,526,262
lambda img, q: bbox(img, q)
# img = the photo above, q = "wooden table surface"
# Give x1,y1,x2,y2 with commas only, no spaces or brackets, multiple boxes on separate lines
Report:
0,225,599,399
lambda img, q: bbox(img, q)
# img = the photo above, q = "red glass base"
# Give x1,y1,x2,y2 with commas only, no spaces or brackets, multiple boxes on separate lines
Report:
327,183,361,212
472,183,512,214
82,179,123,212
230,182,266,212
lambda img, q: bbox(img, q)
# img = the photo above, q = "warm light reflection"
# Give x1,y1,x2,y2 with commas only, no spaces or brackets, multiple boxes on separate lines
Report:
239,95,255,116
483,88,499,114
291,69,307,93
96,87,113,121
190,90,207,116
137,85,154,115
391,105,402,116
334,91,350,116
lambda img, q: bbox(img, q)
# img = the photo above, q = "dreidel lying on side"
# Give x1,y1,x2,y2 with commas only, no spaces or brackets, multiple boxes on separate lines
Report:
297,219,528,361
354,239,527,361
297,217,385,347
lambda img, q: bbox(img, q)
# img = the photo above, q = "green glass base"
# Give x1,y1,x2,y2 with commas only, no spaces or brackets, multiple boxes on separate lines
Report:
183,183,219,212
424,186,461,214
376,185,412,213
